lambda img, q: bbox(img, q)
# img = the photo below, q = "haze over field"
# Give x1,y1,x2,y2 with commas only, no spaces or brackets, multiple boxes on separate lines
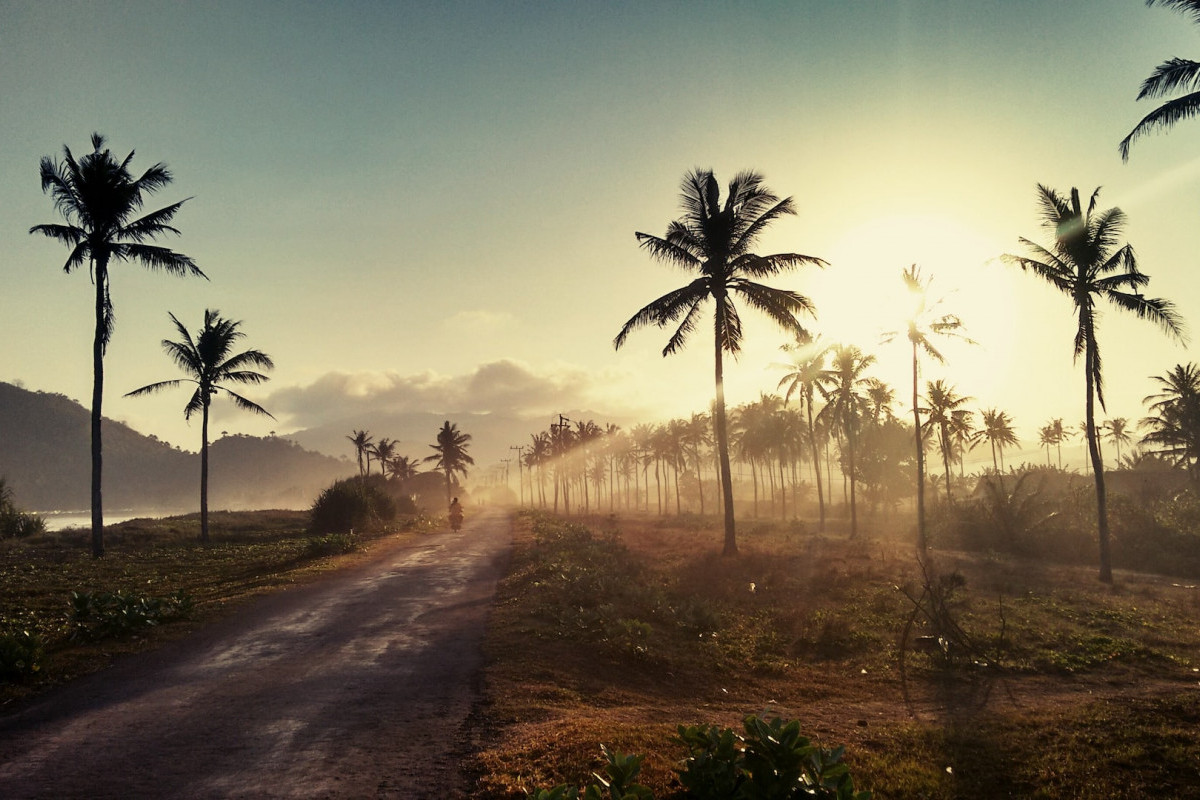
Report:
3,1,1199,473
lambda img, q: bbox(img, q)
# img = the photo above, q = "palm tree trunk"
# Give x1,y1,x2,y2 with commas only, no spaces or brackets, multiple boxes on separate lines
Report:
713,331,737,555
807,394,825,532
847,417,859,537
89,264,107,558
912,344,927,551
1087,347,1113,584
200,401,211,543
940,425,953,502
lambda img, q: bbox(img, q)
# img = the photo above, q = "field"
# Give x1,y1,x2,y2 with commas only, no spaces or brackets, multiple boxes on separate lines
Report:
471,510,1200,799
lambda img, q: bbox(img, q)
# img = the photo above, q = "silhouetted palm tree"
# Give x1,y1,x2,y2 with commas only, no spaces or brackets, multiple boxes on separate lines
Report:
977,408,1019,473
819,345,875,537
923,380,972,502
614,169,825,555
1120,0,1200,159
425,421,474,506
387,454,421,483
346,430,373,479
126,310,273,543
1103,418,1133,467
1004,184,1184,582
372,438,397,479
887,265,973,551
31,133,205,556
1141,363,1200,478
777,333,830,530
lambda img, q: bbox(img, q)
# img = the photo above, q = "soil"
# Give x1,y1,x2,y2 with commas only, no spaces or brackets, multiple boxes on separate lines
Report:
0,508,513,800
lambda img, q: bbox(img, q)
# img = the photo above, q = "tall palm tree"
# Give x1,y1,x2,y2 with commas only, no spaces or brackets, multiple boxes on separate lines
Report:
818,345,875,537
425,421,474,507
1119,0,1200,160
887,265,973,551
1103,418,1134,467
387,454,421,484
923,380,972,502
346,429,373,479
372,438,397,479
977,408,1019,473
1004,184,1184,583
614,169,826,555
125,310,273,543
776,333,830,530
31,133,204,557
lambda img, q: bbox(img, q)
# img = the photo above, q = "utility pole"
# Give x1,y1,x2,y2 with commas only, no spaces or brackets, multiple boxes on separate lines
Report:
510,445,526,506
552,414,572,514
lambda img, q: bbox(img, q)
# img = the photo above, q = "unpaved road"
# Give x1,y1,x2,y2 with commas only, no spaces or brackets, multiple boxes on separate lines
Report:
0,508,513,799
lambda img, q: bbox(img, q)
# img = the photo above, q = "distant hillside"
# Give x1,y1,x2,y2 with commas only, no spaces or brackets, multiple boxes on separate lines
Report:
0,382,351,512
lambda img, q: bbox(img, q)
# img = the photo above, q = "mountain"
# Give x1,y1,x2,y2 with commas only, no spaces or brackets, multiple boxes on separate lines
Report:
0,381,351,512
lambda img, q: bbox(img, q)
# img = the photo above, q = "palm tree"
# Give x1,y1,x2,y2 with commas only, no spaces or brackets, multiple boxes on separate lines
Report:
31,133,205,557
776,333,830,530
818,345,875,537
125,310,273,543
887,265,973,551
1004,184,1184,583
614,169,826,555
1141,363,1200,478
387,454,421,484
1047,417,1067,468
425,421,474,507
346,429,373,479
1038,424,1056,466
1103,418,1134,467
977,408,1019,473
372,438,397,479
1119,0,1200,160
923,380,972,502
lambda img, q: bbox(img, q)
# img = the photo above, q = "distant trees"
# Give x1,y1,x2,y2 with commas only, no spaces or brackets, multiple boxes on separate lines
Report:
978,408,1019,472
1119,0,1200,159
615,169,826,556
1004,184,1184,583
819,345,875,537
30,133,204,557
776,334,830,530
346,430,373,478
126,310,273,543
924,380,972,501
426,421,474,507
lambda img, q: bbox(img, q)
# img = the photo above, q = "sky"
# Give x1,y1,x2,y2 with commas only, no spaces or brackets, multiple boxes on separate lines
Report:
2,0,1199,474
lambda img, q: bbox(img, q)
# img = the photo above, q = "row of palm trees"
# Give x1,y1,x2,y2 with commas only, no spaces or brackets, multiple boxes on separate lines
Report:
345,421,474,506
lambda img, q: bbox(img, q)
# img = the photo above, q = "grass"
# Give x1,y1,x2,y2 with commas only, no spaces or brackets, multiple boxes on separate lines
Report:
471,510,1200,799
0,508,435,707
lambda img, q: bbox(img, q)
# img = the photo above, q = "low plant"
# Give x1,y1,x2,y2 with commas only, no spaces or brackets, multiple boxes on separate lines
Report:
0,477,46,539
528,745,653,800
309,476,397,534
304,532,359,557
0,630,45,682
68,589,194,642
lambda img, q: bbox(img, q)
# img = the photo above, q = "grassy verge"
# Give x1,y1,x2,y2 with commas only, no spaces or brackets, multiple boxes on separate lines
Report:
0,508,435,707
472,510,1200,798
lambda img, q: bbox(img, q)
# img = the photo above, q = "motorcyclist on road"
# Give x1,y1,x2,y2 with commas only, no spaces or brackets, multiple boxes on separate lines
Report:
448,497,464,530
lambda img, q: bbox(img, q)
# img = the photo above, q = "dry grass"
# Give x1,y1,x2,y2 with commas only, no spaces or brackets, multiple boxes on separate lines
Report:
471,510,1200,799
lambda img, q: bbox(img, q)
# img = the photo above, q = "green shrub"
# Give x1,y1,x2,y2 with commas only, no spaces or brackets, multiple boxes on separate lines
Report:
304,532,359,557
309,477,397,534
68,589,194,642
0,477,46,538
528,745,653,800
0,630,45,682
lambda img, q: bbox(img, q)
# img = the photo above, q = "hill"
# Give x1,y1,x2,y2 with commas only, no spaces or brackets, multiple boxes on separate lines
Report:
0,381,350,512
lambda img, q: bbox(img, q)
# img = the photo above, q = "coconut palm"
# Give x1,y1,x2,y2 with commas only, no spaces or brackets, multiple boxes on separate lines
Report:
1103,418,1134,467
1119,0,1200,160
372,438,397,479
31,133,205,557
886,265,974,551
387,454,421,484
923,380,973,502
1004,184,1184,583
425,421,474,507
346,429,373,478
818,345,875,537
977,408,1019,473
125,310,273,543
1141,363,1200,478
776,333,831,530
614,169,826,556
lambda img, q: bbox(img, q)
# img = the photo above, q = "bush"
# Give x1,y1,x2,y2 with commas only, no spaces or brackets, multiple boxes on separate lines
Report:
68,589,194,642
309,476,397,534
0,477,46,539
0,630,45,682
304,532,359,558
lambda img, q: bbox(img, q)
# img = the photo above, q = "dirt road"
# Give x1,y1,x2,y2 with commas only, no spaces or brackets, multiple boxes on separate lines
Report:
0,508,513,799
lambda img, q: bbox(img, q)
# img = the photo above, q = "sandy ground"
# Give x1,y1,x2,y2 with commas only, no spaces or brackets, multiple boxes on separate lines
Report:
0,508,513,799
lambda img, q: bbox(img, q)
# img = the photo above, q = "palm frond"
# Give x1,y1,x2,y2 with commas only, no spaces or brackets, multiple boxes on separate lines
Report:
613,280,709,350
1137,56,1200,100
222,389,276,419
1119,90,1200,159
124,378,188,398
634,231,702,270
732,251,827,279
1147,0,1200,25
1105,290,1188,341
111,243,206,278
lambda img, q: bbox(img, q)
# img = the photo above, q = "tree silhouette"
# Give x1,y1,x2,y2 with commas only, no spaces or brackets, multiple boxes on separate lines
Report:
776,334,830,530
923,380,972,502
346,430,373,479
1102,418,1133,467
818,345,875,537
614,169,825,555
977,408,1019,473
425,421,474,507
31,133,204,557
371,438,397,479
886,265,973,551
1119,0,1200,159
126,310,273,543
1004,184,1185,582
1141,363,1200,479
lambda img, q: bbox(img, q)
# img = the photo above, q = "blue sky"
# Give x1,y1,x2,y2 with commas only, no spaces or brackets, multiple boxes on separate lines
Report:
2,1,1199,470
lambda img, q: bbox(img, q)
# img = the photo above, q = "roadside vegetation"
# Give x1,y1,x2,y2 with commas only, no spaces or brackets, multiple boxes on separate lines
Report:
0,508,434,706
473,510,1200,799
